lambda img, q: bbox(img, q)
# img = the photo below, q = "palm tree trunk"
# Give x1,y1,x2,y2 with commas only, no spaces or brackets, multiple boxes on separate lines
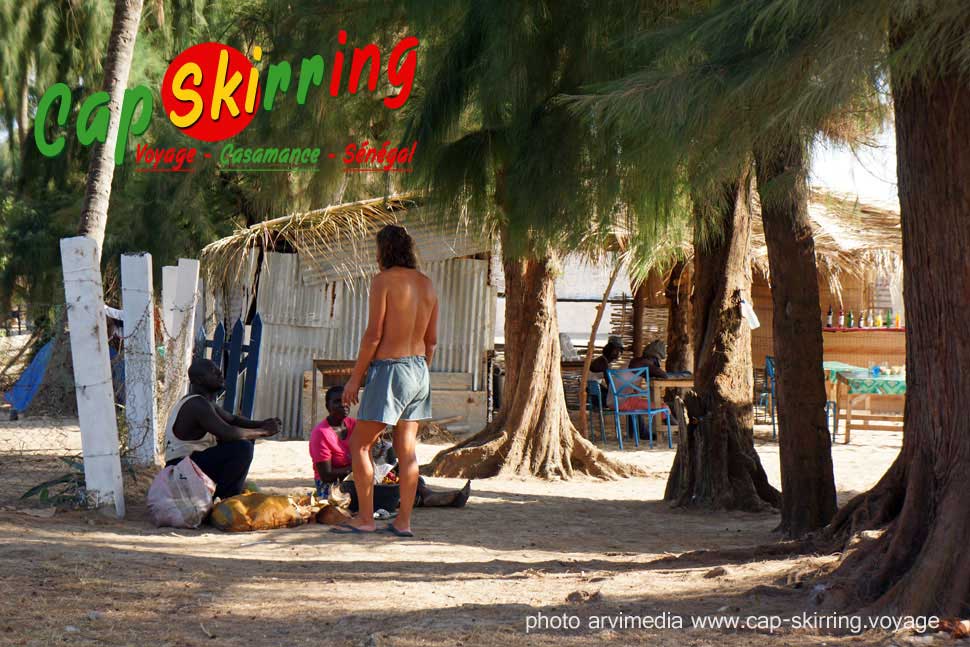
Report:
425,247,637,479
29,0,143,416
827,15,970,615
76,0,145,262
664,174,780,510
16,55,30,154
4,111,17,166
755,139,837,538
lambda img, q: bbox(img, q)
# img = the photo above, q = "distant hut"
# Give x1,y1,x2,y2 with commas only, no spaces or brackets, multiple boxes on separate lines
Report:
609,190,904,369
202,196,496,439
749,191,903,369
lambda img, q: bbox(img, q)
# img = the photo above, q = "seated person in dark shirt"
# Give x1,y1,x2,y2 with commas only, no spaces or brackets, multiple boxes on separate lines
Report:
589,339,623,376
589,340,624,402
628,340,668,380
163,359,281,500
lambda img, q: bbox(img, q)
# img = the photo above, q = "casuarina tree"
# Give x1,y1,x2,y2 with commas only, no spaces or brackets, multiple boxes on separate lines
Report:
406,1,688,478
583,0,970,613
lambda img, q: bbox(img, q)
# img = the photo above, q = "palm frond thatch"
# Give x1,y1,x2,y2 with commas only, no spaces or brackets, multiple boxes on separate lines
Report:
201,195,420,288
604,187,901,295
751,188,902,297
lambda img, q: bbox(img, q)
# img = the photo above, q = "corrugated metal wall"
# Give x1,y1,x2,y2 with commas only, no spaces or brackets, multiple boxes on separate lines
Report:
235,252,494,439
300,216,488,286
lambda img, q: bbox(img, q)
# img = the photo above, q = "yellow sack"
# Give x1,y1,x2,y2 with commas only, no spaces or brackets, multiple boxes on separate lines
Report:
209,493,318,532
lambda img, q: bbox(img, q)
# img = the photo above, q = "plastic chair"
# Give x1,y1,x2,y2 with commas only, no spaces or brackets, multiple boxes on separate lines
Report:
605,367,671,450
586,379,608,445
757,356,777,439
561,374,608,444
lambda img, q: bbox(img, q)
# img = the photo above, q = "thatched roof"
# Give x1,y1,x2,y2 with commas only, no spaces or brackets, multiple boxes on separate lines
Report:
751,189,902,294
202,195,489,287
203,189,901,296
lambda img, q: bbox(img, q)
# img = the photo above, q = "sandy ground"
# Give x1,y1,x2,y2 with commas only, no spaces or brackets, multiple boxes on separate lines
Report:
0,418,943,647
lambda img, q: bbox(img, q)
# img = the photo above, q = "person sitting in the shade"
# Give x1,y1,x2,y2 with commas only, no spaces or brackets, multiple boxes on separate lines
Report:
163,358,281,499
589,339,624,402
310,385,471,507
628,340,668,380
613,340,670,435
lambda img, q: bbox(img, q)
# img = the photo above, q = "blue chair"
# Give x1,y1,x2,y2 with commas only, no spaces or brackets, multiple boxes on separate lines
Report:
605,368,671,450
586,379,608,446
757,356,777,439
561,374,608,445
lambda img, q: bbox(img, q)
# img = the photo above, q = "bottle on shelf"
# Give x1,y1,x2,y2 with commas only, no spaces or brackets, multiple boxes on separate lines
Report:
866,309,874,328
838,308,845,328
857,310,865,328
826,305,833,327
895,312,902,328
885,308,892,328
875,311,883,327
847,311,854,328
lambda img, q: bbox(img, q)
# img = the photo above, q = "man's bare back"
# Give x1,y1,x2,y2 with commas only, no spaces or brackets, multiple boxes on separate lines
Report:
372,267,438,360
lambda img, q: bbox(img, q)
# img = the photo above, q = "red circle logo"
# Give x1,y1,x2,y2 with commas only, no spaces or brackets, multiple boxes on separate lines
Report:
161,42,261,142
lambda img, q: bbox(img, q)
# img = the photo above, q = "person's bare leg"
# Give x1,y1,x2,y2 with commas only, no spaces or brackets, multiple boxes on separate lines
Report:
392,420,419,533
348,420,386,531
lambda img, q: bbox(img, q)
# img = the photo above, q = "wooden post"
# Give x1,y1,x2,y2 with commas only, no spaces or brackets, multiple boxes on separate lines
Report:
121,253,158,467
632,281,648,358
578,259,624,437
60,237,125,518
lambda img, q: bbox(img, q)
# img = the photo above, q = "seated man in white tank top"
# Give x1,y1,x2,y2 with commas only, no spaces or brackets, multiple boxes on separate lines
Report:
164,358,281,499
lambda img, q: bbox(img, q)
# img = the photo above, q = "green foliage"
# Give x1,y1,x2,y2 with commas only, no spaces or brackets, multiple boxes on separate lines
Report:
0,191,76,316
0,0,739,306
402,0,694,266
20,455,86,506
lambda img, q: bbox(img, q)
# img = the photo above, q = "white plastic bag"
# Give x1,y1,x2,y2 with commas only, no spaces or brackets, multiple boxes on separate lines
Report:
740,299,761,330
146,458,216,528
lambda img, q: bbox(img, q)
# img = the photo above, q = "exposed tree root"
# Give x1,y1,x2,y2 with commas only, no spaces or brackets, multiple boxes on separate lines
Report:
424,251,640,480
423,412,641,480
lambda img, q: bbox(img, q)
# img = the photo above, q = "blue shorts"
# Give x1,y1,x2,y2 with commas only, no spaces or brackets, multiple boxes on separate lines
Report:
358,356,432,425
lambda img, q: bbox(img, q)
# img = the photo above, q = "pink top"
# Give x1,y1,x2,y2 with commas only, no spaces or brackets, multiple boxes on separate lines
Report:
309,417,356,480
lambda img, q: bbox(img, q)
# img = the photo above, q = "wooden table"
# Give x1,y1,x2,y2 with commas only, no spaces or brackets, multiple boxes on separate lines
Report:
651,376,695,409
310,359,355,425
834,370,906,443
823,361,863,402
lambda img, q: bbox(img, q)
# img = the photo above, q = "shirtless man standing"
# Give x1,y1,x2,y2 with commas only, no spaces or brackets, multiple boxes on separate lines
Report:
339,224,438,538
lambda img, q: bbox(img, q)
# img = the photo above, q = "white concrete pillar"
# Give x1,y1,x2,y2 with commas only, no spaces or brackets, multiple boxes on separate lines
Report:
174,259,201,376
121,253,158,467
60,237,125,518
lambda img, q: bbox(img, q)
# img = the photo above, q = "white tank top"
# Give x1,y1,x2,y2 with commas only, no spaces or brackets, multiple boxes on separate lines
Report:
164,394,217,463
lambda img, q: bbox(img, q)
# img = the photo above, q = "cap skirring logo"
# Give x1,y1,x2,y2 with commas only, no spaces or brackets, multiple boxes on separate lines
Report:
34,32,419,165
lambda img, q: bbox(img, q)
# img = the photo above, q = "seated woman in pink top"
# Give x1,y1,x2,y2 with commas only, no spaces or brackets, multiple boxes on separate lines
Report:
309,386,355,497
310,386,472,507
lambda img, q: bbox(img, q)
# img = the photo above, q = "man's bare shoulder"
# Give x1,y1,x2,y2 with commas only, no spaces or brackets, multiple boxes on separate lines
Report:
377,267,434,287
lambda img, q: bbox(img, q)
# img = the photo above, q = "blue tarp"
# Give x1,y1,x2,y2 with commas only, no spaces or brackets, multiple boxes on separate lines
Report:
3,340,53,412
